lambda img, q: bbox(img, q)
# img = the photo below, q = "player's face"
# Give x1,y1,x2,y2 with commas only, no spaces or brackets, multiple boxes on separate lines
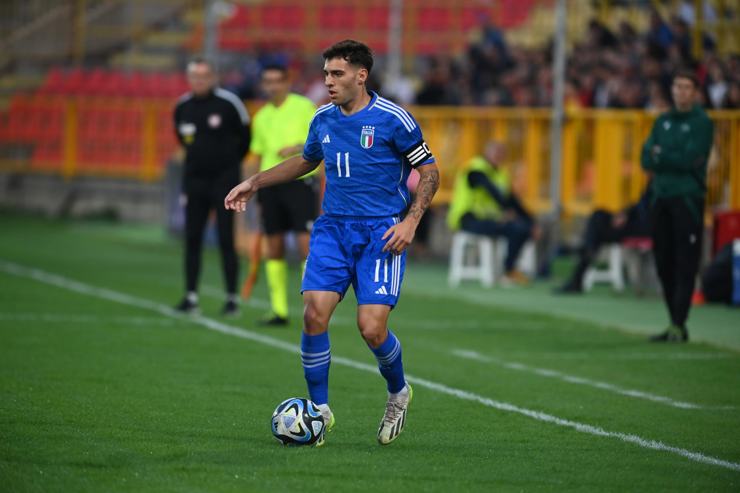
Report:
323,58,367,106
261,69,290,103
187,62,215,96
671,77,696,110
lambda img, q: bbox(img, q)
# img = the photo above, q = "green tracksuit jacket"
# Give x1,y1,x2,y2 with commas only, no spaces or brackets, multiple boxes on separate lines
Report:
640,104,714,205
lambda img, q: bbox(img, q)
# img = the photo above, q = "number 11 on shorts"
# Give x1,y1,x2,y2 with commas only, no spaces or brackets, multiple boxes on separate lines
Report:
374,258,388,283
336,152,350,178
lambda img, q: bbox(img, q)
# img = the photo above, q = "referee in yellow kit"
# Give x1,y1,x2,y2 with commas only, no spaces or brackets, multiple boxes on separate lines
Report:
249,64,318,326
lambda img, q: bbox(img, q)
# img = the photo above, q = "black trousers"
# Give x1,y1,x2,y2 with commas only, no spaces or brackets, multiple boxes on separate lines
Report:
567,210,629,286
461,213,533,273
651,196,704,328
565,209,650,288
184,181,239,295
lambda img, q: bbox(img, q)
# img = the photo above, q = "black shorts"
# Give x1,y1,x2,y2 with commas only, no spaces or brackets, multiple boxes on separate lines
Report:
257,178,318,235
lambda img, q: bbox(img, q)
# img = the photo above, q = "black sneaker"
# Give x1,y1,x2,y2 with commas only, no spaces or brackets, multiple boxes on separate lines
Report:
174,297,199,315
221,300,240,317
258,313,289,327
649,325,688,343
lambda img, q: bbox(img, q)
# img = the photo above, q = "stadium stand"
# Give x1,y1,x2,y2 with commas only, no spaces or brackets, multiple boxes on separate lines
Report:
0,0,737,211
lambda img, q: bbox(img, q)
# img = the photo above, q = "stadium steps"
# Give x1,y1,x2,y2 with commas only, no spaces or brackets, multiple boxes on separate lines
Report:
505,2,654,49
0,74,44,111
109,52,178,72
108,5,196,72
505,1,591,48
140,31,192,51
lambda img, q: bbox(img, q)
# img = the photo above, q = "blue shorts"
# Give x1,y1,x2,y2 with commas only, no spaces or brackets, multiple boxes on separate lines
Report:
301,214,406,307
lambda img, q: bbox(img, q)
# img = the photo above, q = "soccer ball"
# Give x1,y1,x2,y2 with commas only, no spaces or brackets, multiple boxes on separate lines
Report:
271,397,325,446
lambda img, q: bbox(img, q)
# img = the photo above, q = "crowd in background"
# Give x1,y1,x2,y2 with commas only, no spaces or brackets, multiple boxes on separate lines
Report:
412,6,739,110
225,3,739,111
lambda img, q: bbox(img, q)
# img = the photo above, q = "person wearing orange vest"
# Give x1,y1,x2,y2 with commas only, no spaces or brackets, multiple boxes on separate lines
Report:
447,141,538,284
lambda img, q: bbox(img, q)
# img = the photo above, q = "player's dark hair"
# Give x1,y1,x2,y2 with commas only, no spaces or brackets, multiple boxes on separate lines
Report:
322,40,374,73
673,69,699,88
261,64,288,78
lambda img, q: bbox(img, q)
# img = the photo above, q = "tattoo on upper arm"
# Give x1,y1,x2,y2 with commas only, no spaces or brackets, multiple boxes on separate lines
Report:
408,167,440,222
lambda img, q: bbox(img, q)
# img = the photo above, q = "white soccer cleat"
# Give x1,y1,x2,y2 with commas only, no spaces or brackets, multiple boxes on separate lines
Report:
316,404,335,447
377,383,413,445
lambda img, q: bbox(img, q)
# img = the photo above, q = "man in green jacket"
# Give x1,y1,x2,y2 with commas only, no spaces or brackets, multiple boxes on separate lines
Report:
641,70,714,342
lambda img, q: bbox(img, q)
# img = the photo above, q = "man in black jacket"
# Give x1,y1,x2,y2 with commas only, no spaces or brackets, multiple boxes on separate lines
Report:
173,57,251,315
556,185,652,294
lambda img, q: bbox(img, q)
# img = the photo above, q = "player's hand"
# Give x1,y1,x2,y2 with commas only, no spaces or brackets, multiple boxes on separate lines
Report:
224,177,258,212
382,219,416,254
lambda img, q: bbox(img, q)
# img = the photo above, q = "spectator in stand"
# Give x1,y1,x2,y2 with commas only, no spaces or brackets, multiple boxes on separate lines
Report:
646,8,674,58
726,81,740,109
706,60,730,109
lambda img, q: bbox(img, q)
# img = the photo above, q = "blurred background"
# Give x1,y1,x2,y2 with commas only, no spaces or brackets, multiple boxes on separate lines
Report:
0,0,738,264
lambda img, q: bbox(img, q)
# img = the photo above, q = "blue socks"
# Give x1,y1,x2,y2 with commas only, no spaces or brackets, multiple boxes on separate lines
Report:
301,332,331,405
302,329,405,403
370,329,406,394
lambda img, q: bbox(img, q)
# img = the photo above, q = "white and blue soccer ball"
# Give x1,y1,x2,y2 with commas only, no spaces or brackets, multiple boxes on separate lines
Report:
271,397,325,446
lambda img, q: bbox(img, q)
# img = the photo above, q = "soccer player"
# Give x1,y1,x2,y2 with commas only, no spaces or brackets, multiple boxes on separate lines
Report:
173,57,250,316
225,40,439,445
248,64,318,326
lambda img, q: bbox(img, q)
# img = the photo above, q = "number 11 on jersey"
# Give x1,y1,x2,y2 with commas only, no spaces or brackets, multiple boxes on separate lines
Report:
336,152,350,178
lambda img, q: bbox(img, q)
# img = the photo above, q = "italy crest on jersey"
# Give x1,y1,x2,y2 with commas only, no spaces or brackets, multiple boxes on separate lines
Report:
360,125,375,149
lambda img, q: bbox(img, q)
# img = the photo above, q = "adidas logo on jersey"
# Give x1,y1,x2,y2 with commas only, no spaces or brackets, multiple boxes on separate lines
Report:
322,134,331,144
375,286,388,295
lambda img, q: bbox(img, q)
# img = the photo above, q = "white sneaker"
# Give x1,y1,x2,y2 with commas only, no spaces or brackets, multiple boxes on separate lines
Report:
377,383,413,445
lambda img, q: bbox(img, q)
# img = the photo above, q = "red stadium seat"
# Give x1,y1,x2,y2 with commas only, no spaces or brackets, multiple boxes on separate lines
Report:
366,6,389,30
82,68,107,96
418,7,452,31
40,67,65,95
222,4,249,28
319,5,357,30
462,8,485,30
262,5,302,29
62,68,85,95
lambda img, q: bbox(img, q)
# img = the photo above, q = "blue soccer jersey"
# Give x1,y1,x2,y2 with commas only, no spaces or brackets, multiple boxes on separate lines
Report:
302,92,435,217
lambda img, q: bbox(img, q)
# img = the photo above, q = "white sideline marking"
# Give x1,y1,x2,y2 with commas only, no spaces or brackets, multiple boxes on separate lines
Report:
452,349,732,411
525,351,732,361
2,260,739,473
0,313,176,326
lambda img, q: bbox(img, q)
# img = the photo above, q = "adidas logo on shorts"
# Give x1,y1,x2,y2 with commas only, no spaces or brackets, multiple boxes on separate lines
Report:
322,134,331,144
375,286,388,295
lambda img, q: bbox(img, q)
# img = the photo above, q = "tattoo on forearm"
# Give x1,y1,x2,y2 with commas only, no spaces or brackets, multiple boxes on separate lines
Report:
408,168,440,222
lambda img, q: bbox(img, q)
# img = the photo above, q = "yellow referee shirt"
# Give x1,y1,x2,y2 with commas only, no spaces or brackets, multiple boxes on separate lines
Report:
249,93,317,177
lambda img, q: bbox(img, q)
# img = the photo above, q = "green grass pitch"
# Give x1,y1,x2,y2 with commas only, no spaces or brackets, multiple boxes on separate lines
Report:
1,212,739,491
